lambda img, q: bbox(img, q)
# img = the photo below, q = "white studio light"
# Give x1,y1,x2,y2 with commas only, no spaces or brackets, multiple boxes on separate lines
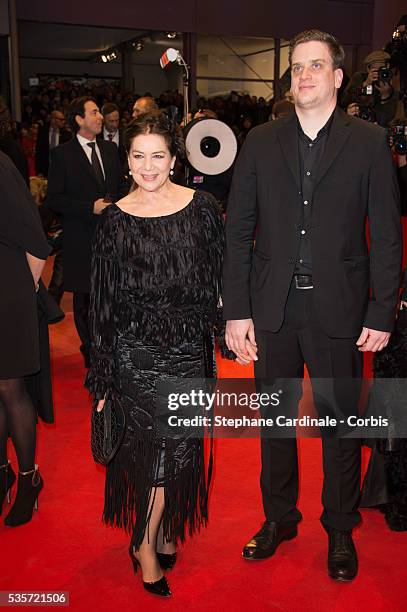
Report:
160,47,179,68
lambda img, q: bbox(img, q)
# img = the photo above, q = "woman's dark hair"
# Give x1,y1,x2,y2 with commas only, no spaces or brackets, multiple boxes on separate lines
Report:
66,96,96,133
124,110,185,159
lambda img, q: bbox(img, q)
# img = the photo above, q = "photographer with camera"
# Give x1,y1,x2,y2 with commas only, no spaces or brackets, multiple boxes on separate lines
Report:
341,50,398,127
386,16,407,112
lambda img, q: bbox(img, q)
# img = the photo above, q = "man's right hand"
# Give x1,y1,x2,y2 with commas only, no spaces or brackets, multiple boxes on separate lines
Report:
225,319,258,365
93,198,111,214
363,68,379,87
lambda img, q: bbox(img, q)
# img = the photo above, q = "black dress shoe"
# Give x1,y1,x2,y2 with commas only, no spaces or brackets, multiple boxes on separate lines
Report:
327,529,358,582
242,521,298,560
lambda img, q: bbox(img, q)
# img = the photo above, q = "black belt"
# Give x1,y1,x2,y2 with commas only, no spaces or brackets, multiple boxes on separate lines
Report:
294,274,313,289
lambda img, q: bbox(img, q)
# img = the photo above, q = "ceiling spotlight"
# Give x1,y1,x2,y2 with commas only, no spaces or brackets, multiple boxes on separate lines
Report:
166,32,177,39
135,41,143,51
100,50,118,63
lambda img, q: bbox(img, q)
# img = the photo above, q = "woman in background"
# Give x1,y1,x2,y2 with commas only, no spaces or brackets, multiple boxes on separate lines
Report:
0,152,50,526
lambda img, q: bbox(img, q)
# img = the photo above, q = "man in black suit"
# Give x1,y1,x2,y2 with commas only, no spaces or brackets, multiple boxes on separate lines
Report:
97,103,127,168
35,111,70,306
35,110,70,178
46,97,125,367
223,30,402,581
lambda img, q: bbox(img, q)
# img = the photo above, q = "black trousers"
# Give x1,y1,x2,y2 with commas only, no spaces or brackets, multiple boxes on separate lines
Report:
254,281,363,532
72,292,90,364
48,250,64,305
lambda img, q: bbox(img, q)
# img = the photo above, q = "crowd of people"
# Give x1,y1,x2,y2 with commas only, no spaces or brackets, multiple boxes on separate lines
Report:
1,49,406,185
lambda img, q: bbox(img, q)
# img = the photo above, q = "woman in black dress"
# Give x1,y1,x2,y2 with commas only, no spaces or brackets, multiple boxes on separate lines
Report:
0,152,50,526
86,111,230,597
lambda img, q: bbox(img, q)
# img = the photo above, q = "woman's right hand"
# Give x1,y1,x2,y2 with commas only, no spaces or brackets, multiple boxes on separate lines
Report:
97,399,106,412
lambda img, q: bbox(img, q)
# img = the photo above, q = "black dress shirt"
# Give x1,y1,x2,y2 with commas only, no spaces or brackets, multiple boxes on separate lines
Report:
295,111,335,275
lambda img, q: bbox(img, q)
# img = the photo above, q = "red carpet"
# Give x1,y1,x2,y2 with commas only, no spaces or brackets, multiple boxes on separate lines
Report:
1,305,407,611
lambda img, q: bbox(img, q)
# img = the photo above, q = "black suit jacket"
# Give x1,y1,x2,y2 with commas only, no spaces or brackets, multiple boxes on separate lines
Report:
35,125,71,177
97,129,128,167
45,137,126,293
223,107,402,336
97,130,131,191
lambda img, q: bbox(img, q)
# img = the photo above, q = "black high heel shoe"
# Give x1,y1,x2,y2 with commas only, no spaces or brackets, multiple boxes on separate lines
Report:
156,552,177,570
129,546,172,597
0,462,16,515
4,465,43,527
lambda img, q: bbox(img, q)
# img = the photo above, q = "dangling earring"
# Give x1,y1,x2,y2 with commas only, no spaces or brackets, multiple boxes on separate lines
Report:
170,168,174,176
128,169,132,175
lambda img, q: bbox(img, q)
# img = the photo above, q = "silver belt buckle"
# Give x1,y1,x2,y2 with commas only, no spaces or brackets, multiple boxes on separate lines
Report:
295,276,314,290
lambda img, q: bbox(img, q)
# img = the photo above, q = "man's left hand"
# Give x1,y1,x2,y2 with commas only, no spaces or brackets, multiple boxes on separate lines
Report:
356,327,390,352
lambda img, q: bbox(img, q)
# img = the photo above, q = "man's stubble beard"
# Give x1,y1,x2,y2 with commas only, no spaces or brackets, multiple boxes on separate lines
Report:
294,92,319,110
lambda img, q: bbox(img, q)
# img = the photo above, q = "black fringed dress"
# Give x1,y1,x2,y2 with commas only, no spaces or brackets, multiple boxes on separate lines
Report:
86,191,226,549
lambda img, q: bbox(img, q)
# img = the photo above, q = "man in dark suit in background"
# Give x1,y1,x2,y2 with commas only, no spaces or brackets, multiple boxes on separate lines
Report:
35,110,70,178
35,111,70,306
223,30,402,581
46,96,125,367
97,102,127,168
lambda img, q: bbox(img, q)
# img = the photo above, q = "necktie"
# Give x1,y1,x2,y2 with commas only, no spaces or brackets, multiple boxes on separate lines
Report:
87,142,105,187
50,129,57,149
108,133,113,141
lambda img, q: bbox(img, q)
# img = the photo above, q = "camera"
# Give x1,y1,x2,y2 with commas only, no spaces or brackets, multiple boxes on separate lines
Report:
388,125,407,155
389,28,407,62
378,66,393,82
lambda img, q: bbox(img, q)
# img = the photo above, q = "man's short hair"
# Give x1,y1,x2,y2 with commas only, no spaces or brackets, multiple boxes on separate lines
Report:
66,96,95,133
289,29,345,70
51,110,65,120
102,102,119,117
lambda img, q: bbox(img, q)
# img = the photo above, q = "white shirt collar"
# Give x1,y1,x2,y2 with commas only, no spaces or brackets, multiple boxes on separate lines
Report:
104,128,118,139
77,133,98,147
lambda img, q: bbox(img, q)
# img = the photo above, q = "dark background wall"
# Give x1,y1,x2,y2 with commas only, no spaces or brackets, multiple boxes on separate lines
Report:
17,0,405,69
17,0,376,44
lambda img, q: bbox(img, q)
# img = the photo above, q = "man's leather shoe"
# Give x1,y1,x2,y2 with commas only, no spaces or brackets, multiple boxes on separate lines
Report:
327,529,358,582
242,520,298,560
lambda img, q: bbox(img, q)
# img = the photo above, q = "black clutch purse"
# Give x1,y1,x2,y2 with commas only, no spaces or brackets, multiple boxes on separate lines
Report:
91,392,125,465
